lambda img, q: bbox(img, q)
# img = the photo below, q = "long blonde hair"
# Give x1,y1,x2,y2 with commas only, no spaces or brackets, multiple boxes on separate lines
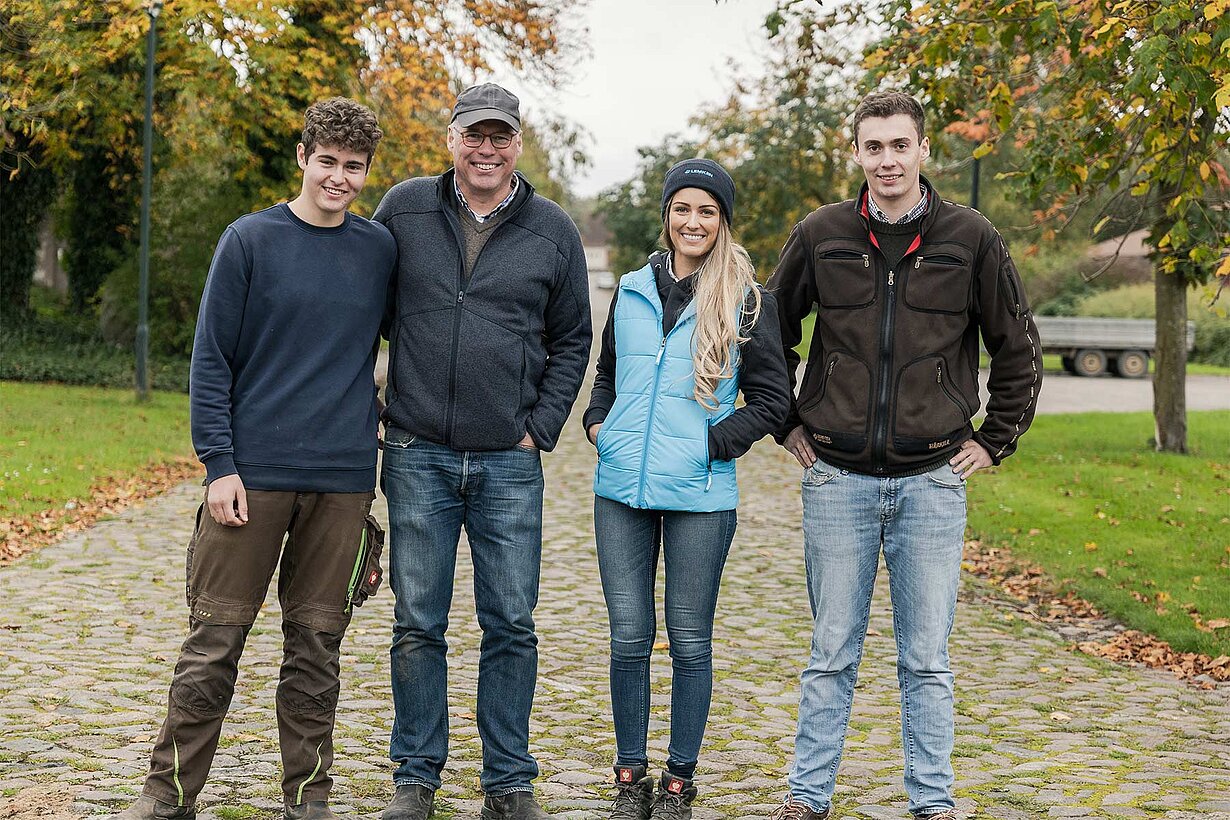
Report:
661,210,762,411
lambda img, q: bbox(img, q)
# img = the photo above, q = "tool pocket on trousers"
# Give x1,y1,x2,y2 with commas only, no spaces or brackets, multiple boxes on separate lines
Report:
185,502,205,608
347,515,385,609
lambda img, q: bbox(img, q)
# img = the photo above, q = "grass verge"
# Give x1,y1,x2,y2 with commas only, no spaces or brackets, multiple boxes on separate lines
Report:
0,381,197,563
965,411,1230,657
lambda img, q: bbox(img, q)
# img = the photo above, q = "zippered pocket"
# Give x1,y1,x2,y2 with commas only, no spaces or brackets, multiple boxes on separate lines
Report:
904,253,972,314
815,249,876,309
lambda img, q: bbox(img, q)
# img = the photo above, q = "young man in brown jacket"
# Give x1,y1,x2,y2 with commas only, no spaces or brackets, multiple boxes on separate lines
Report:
767,91,1042,820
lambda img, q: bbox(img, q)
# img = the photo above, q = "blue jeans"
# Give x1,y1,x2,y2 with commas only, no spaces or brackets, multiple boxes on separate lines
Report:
788,458,966,816
594,495,737,778
382,427,545,796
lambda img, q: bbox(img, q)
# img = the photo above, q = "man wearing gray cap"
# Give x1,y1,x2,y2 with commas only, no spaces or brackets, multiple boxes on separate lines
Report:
373,82,591,820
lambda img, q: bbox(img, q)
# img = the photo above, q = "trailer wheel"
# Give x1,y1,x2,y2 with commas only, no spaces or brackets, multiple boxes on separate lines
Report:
1061,355,1076,374
1115,349,1149,379
1073,349,1107,377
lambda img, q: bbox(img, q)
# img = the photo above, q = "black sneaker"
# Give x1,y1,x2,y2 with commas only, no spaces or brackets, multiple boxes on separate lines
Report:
480,791,551,819
610,765,654,819
109,797,195,820
283,802,337,820
382,784,435,820
650,773,696,820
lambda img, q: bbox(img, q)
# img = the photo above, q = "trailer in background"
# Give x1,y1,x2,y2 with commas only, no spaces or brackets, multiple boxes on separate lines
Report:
1033,316,1196,378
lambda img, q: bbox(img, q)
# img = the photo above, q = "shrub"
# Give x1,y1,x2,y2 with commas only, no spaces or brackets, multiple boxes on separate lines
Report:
0,313,190,392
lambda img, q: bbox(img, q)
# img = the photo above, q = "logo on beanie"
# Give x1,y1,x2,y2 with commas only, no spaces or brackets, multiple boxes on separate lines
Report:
684,168,715,178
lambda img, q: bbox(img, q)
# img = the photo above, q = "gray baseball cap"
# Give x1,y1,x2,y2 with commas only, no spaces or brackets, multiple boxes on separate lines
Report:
451,83,521,131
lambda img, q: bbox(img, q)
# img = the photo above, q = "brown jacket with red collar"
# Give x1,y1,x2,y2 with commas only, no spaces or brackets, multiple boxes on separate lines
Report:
768,178,1042,476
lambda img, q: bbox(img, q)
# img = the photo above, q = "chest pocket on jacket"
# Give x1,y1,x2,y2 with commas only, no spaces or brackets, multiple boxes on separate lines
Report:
904,253,972,315
815,249,875,309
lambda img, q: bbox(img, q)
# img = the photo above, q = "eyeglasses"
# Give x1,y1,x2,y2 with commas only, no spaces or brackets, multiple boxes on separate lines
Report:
457,130,516,149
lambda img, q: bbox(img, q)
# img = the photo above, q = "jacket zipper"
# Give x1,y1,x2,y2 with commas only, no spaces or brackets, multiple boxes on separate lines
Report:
872,257,897,473
704,417,712,492
636,336,668,507
441,204,514,445
936,361,969,416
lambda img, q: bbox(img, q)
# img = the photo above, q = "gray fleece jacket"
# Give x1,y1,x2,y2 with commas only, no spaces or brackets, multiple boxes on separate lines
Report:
373,170,591,452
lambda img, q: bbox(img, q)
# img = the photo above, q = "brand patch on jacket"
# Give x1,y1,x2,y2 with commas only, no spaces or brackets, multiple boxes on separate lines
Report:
813,433,833,445
928,438,952,450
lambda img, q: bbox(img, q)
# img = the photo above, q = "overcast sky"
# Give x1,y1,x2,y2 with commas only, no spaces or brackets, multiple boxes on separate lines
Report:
520,0,780,199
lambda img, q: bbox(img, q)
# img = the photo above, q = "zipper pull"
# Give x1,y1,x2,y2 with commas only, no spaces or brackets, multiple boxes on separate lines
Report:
936,363,942,383
915,256,923,269
705,465,713,492
655,338,667,364
827,359,836,377
457,290,464,303
862,253,870,268
888,268,895,287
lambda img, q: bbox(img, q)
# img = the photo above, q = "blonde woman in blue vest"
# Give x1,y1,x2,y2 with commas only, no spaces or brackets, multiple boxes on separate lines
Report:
583,159,791,820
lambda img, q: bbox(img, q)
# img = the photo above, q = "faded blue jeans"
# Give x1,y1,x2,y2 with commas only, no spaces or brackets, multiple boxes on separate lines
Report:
594,495,737,779
788,458,966,816
382,427,545,796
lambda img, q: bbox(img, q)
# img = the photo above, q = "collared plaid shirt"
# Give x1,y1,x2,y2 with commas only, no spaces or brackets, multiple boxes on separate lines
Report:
454,173,519,223
867,185,929,224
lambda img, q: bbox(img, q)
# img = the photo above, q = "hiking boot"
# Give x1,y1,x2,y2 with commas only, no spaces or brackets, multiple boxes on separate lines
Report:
767,797,830,819
650,773,696,820
480,791,551,819
109,797,195,820
914,812,959,820
382,785,435,820
609,764,655,819
284,802,337,820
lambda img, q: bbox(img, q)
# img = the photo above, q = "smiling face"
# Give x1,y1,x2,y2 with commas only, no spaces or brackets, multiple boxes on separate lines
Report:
449,119,522,211
853,113,930,217
293,142,369,227
666,187,722,276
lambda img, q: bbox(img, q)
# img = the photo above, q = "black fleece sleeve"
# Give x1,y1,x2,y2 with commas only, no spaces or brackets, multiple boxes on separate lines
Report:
524,222,593,452
764,222,819,442
582,288,619,437
971,232,1043,464
708,290,793,462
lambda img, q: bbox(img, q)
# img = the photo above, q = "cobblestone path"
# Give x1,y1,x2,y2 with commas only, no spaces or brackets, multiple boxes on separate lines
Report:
2,422,1229,818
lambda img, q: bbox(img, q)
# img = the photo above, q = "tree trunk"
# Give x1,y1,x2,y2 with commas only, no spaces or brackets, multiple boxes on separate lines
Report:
1153,268,1187,453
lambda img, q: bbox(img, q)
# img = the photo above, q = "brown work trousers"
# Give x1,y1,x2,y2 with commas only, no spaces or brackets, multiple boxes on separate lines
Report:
143,489,376,807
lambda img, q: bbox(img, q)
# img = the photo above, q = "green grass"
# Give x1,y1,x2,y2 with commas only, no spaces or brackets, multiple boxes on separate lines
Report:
0,381,193,520
965,411,1230,656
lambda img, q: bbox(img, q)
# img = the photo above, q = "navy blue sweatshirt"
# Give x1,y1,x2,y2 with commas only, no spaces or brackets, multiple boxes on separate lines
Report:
190,203,396,492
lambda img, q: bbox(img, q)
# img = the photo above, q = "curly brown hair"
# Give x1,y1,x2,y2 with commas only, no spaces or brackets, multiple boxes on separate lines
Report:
301,97,383,167
851,91,925,147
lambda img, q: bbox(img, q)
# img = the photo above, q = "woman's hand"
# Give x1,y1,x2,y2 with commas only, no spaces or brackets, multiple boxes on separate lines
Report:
587,423,602,446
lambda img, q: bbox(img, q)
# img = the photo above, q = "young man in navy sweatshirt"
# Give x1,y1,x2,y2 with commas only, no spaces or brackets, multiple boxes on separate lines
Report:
113,98,396,820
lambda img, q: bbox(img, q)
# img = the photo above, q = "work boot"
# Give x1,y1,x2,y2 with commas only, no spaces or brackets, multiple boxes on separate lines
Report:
913,812,959,820
283,802,337,820
480,791,551,819
382,785,435,820
609,764,655,819
767,797,831,819
650,773,696,820
109,797,195,820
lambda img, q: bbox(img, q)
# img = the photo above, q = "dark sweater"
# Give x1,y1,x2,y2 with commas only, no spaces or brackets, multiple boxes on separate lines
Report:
190,204,396,491
584,251,792,462
373,170,591,452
